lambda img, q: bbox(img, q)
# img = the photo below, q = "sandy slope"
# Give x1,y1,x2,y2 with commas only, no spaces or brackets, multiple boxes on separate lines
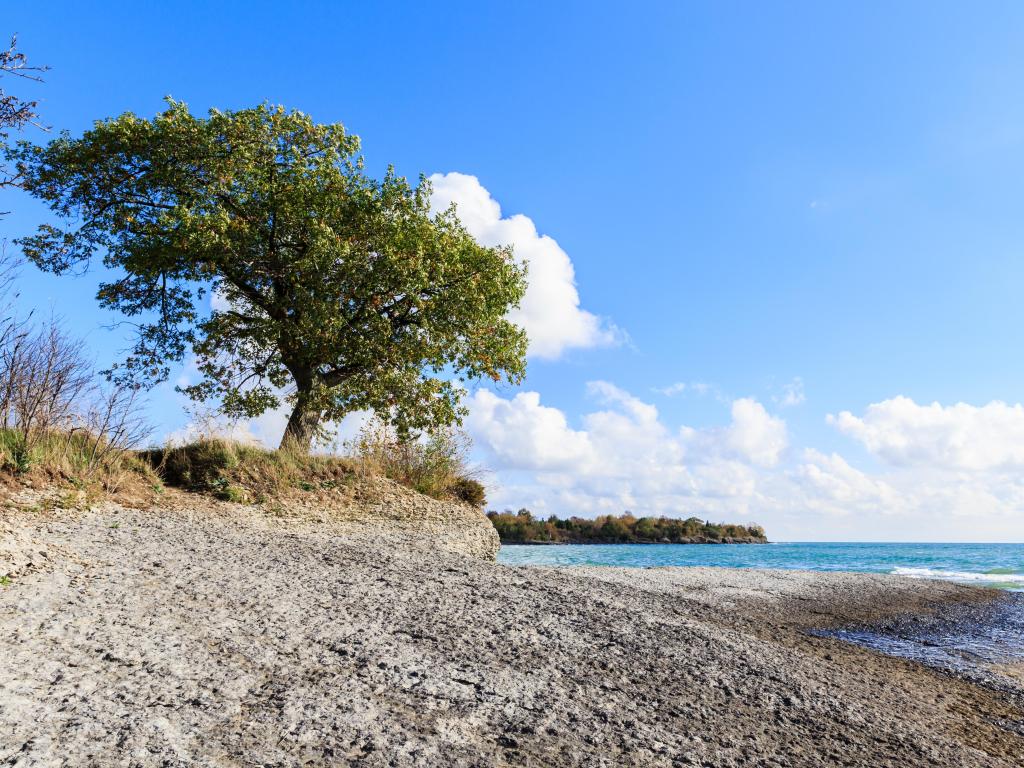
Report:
1,503,1022,767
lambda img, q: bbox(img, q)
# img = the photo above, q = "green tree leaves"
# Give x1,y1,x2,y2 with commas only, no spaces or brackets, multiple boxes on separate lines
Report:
9,101,528,450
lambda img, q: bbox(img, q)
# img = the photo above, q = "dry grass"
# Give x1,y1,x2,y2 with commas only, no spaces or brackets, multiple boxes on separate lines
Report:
0,421,491,513
0,427,161,504
0,254,154,504
0,429,487,511
344,421,486,506
134,422,487,508
137,439,358,504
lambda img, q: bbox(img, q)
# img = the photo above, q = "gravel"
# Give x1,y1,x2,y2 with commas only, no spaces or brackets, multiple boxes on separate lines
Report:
1,502,1022,767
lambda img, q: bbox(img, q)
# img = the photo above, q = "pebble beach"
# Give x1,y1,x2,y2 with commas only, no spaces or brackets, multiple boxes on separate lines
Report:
2,501,1023,767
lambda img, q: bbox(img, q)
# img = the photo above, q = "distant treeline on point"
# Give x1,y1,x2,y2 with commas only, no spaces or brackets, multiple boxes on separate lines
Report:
487,510,767,545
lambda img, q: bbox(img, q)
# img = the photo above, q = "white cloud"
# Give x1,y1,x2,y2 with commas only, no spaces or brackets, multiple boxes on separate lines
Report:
673,398,787,469
467,383,784,520
164,417,263,448
829,396,1024,470
465,390,593,471
586,380,660,426
429,172,620,359
776,377,806,407
804,396,1024,536
792,449,904,517
655,382,688,396
654,381,713,397
466,387,1024,540
724,398,788,467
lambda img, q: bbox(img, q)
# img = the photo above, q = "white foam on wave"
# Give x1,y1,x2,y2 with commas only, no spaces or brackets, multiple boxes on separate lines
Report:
892,567,1024,585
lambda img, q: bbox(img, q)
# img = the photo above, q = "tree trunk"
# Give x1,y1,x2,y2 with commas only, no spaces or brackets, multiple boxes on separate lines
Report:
279,396,322,453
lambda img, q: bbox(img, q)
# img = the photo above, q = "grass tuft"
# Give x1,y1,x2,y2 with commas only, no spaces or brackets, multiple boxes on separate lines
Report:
0,426,486,510
136,427,486,507
345,421,486,506
0,427,159,499
138,438,357,502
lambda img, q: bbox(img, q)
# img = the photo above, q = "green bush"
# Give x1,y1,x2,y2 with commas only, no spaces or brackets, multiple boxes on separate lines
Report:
487,510,769,544
449,477,486,507
139,438,355,501
141,438,239,491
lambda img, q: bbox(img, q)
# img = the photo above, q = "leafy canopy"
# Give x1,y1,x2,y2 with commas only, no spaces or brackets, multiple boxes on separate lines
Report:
9,101,528,446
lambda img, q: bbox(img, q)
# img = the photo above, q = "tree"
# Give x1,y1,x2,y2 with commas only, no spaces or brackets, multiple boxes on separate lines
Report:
1,35,47,190
634,516,657,540
8,101,528,451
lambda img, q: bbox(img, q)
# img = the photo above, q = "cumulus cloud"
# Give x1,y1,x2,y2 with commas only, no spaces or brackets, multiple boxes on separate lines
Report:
724,399,788,467
587,381,660,426
429,172,620,359
804,395,1024,535
792,449,904,517
675,398,787,469
466,383,784,519
465,387,1024,540
465,390,593,471
829,396,1024,470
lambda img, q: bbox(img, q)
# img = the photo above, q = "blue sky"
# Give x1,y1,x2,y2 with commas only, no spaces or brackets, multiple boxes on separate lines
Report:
5,2,1024,540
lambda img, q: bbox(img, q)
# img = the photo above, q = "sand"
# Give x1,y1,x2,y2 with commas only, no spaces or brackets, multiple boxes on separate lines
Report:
1,502,1022,767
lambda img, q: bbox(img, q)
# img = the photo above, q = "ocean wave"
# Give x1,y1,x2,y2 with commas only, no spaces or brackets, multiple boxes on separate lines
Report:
892,566,1024,585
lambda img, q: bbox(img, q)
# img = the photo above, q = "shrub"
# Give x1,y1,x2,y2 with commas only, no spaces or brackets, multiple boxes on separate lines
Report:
449,477,486,507
142,438,239,491
346,420,483,503
138,433,363,503
0,254,150,489
214,482,248,504
138,424,487,507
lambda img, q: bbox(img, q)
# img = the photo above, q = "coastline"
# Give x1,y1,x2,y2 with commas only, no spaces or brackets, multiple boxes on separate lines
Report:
498,541,1024,589
499,537,767,546
2,504,1022,766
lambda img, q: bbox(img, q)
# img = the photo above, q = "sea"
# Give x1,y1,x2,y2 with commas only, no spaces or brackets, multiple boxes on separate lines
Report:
498,541,1024,591
499,541,1024,685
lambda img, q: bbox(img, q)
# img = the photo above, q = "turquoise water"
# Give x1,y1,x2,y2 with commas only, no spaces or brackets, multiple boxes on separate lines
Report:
498,542,1024,591
501,542,1024,687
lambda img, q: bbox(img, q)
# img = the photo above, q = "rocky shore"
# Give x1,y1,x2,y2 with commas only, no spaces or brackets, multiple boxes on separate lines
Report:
2,498,1022,767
